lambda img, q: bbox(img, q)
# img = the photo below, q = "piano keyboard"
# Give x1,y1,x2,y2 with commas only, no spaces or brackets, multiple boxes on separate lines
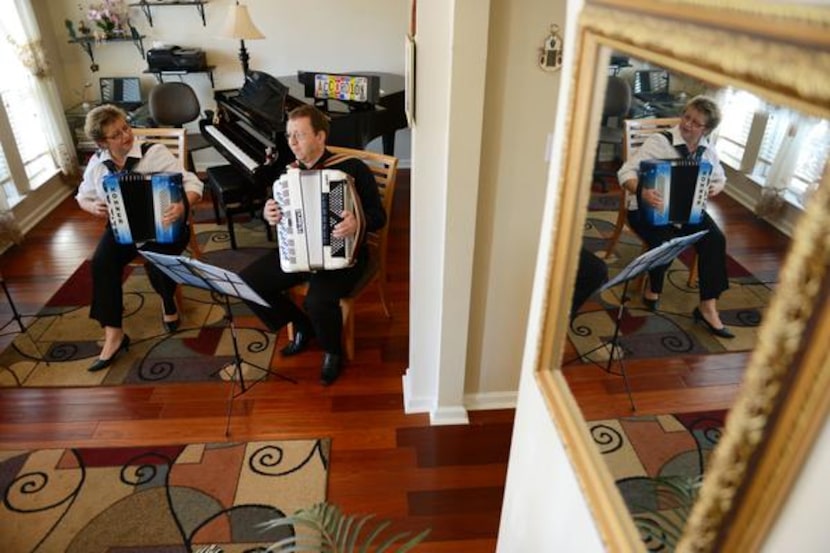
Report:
203,124,259,172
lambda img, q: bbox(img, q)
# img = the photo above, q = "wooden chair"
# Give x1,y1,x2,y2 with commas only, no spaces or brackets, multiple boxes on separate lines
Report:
132,127,202,259
604,117,699,287
289,146,399,360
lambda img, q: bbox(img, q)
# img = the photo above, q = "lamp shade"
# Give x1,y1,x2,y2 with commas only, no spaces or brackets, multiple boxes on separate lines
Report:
220,4,265,40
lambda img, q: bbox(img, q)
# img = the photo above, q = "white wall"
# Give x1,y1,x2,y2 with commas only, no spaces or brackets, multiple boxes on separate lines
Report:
403,0,564,421
496,0,606,549
465,0,562,405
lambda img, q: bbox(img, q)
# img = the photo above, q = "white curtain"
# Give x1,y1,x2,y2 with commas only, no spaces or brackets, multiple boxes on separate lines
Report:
1,0,77,177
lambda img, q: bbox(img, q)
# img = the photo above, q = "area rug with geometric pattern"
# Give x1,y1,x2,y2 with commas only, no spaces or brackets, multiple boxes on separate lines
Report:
587,410,726,548
571,207,773,363
0,438,329,552
0,218,280,388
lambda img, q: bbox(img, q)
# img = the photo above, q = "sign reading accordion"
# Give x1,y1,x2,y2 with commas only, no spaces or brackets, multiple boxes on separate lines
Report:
273,168,365,272
103,172,186,245
637,159,713,226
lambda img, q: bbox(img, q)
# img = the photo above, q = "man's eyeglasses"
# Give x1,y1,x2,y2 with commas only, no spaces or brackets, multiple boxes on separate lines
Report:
104,125,132,141
284,131,309,142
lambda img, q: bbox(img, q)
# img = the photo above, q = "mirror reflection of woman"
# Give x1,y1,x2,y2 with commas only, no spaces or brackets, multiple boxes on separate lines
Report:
617,96,734,338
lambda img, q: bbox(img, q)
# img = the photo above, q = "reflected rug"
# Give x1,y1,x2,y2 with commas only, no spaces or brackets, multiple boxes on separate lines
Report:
0,218,277,388
587,410,726,548
0,438,330,553
572,206,773,363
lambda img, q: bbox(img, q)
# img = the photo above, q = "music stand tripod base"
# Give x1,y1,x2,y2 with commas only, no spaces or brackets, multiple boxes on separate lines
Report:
1,277,48,363
139,251,298,436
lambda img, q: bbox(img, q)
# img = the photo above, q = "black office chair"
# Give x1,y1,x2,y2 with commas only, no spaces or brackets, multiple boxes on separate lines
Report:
593,75,632,192
148,82,211,171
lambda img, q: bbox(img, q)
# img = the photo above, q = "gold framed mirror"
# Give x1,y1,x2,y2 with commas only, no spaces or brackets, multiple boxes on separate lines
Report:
534,2,830,551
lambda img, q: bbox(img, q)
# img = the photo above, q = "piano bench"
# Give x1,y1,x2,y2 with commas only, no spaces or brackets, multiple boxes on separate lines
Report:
205,164,272,249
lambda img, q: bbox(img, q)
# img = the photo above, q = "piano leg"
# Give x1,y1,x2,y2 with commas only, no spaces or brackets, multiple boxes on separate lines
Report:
382,132,396,156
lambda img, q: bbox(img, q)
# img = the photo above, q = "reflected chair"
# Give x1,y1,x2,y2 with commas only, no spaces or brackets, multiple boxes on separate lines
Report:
148,82,211,172
288,146,399,360
593,75,632,192
605,117,698,287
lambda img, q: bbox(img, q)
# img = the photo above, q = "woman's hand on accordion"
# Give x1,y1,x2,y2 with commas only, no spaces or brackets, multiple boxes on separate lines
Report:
640,187,664,211
263,199,282,226
333,210,358,239
82,198,109,219
161,201,186,227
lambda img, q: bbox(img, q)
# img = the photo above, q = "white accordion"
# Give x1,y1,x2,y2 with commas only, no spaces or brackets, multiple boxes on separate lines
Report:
273,168,365,272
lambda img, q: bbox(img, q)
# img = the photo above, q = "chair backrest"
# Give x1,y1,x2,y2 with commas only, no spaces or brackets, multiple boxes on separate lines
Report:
132,127,188,170
603,75,632,120
327,146,399,269
131,127,201,259
148,82,201,128
622,117,680,160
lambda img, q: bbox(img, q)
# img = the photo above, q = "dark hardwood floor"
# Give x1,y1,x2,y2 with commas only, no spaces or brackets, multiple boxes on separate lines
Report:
0,167,790,550
0,170,509,552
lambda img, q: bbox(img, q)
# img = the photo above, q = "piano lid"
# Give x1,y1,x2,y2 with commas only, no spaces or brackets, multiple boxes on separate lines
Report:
236,70,289,128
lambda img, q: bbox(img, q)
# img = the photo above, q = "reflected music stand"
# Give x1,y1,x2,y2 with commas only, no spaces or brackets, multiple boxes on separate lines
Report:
590,230,709,411
142,251,296,436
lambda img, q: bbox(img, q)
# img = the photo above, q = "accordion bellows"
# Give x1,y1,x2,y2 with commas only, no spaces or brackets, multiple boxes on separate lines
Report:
637,159,712,226
273,168,365,272
103,172,186,245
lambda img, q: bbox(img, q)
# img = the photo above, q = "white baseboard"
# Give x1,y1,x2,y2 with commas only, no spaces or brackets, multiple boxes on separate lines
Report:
429,405,470,426
463,391,518,411
401,370,432,414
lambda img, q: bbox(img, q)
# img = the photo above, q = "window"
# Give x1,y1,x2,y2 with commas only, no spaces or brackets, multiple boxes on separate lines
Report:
753,108,789,182
0,39,57,208
715,87,826,211
0,0,74,213
715,88,761,170
790,118,829,207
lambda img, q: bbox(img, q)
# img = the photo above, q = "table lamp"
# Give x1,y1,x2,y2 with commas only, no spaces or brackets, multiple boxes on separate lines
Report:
220,1,264,75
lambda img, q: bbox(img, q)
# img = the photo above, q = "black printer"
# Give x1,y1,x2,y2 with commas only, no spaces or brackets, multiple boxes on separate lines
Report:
146,46,206,72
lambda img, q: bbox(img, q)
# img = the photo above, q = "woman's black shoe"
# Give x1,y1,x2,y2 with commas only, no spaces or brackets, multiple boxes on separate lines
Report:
320,353,342,386
280,329,313,356
88,334,131,372
163,316,180,333
642,297,660,311
692,308,735,339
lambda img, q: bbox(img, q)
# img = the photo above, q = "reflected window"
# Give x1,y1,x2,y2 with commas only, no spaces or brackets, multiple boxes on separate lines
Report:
716,87,827,210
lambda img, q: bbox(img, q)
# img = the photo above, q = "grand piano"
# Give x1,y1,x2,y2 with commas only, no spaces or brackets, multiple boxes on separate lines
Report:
199,70,406,248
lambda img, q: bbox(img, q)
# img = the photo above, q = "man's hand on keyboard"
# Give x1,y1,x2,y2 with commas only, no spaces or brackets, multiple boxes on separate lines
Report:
263,198,282,225
333,210,357,238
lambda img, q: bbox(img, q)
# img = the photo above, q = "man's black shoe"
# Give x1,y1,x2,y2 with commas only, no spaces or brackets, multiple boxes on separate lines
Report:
320,353,342,386
280,329,313,356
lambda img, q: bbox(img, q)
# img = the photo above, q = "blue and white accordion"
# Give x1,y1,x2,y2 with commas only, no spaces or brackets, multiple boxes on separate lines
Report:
103,172,185,245
637,159,712,226
273,168,365,272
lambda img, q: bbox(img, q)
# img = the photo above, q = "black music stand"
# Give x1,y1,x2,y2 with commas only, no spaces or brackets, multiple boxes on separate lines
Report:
141,251,296,436
588,230,709,411
0,275,48,363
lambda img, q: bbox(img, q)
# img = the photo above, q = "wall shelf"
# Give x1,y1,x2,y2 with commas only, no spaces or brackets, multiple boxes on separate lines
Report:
143,66,216,87
69,33,146,72
129,1,208,27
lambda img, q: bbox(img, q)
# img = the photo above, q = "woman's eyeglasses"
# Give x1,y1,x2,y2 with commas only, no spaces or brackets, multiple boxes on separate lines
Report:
682,113,707,130
104,125,132,141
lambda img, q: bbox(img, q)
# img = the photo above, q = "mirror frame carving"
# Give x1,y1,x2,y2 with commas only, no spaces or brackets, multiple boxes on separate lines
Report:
534,2,830,551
